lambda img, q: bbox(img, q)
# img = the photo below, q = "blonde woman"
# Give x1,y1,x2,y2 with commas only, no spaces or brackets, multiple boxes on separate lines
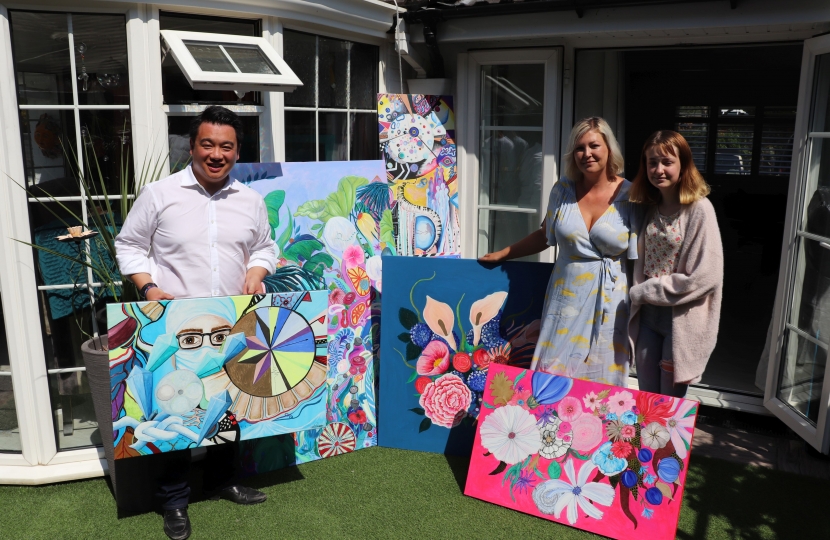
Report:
480,117,641,386
628,130,723,397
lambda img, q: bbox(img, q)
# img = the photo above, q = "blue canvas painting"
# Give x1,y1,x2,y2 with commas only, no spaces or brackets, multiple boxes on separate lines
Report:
107,291,328,457
378,257,554,455
232,161,387,466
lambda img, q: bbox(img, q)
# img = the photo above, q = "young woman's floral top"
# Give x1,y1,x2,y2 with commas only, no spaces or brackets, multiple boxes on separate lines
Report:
530,178,642,387
643,210,682,278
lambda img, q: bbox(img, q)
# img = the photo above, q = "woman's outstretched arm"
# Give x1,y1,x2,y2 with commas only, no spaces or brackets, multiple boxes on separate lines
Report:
478,227,549,262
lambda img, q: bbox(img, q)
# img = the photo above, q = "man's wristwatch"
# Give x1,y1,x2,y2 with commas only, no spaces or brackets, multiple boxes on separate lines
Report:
140,282,158,300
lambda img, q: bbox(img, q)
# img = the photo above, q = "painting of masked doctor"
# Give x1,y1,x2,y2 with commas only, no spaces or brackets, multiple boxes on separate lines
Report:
107,291,328,457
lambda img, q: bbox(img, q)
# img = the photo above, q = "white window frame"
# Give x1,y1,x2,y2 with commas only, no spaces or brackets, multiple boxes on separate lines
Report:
282,28,380,162
764,33,830,453
457,49,562,263
160,30,302,93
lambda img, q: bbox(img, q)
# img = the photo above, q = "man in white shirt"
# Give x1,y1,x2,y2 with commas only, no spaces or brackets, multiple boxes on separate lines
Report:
116,106,276,540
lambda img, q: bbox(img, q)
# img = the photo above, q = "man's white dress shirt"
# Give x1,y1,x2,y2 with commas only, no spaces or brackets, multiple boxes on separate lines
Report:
115,166,276,299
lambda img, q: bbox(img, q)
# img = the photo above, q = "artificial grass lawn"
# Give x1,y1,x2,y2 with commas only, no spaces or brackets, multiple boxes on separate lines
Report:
0,448,827,539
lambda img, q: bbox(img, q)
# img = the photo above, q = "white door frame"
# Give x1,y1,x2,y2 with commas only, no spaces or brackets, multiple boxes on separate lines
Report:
457,48,561,262
764,33,830,453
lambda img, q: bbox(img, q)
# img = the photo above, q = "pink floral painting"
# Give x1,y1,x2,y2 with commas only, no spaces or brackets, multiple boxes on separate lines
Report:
464,364,698,540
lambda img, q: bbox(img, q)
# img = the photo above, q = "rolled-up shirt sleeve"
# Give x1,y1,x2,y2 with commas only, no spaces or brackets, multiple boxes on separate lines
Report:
246,197,277,274
115,185,158,276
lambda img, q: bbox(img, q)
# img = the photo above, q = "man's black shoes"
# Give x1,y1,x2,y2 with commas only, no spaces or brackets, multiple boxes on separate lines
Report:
208,485,267,505
163,508,191,540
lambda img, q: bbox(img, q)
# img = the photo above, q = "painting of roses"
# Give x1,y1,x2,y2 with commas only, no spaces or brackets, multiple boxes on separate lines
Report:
378,257,554,455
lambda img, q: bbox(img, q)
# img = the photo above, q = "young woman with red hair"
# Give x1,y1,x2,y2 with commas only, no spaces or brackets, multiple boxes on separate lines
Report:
628,130,724,397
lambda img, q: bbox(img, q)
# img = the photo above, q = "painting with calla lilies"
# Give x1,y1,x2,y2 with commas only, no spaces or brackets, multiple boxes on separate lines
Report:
379,257,554,455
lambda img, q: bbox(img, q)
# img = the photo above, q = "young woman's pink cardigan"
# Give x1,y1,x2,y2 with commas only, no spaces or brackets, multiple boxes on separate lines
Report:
627,198,724,384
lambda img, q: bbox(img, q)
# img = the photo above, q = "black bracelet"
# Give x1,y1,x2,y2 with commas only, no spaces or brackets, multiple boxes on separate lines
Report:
140,282,158,299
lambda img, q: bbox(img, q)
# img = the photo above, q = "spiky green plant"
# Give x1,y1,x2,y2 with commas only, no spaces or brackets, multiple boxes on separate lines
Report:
17,133,173,320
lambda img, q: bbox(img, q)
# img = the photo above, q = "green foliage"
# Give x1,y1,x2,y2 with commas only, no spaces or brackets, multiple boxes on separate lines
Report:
294,175,369,224
399,307,419,330
18,133,170,309
380,209,396,251
264,190,286,239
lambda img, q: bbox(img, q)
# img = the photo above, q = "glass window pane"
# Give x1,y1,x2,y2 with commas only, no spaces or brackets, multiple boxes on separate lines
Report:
789,237,830,338
10,11,74,106
318,37,348,109
349,41,378,110
777,329,826,425
184,42,236,73
350,112,379,161
78,109,134,196
0,292,22,453
481,64,544,127
19,109,76,187
676,106,709,118
759,124,794,177
167,115,259,173
810,54,830,134
71,14,130,106
318,112,347,161
283,30,316,108
224,45,279,75
675,122,708,172
160,14,258,105
285,110,316,162
159,11,258,37
714,124,753,175
803,138,830,238
477,210,539,261
479,130,543,207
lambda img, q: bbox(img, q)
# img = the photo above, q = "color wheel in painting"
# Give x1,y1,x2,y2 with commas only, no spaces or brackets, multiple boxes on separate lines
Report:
228,306,316,397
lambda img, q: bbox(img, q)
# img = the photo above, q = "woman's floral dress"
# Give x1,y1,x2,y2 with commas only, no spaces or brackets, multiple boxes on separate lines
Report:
530,178,641,387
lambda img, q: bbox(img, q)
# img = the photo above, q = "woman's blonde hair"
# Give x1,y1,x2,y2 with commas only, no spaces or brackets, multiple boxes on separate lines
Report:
563,117,625,181
629,130,710,205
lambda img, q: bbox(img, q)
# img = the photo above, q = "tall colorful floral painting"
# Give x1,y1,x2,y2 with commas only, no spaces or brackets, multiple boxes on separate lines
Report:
107,291,329,457
465,364,698,540
231,160,387,466
379,257,554,455
378,94,460,256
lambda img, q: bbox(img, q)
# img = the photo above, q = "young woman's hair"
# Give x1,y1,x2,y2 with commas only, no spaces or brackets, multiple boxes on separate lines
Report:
629,130,711,205
563,117,624,181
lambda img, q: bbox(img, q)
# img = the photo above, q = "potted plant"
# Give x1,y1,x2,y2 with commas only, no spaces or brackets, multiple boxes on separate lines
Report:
19,135,170,487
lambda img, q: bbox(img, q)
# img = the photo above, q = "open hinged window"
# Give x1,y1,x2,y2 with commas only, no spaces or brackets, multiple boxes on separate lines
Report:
160,30,302,92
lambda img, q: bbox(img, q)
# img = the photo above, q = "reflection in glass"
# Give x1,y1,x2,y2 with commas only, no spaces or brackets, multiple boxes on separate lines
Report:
283,30,316,108
21,108,135,195
789,237,830,345
811,54,830,133
19,109,76,187
318,37,348,109
350,112,380,161
479,130,543,207
319,112,347,161
184,42,236,73
0,292,22,453
777,329,826,424
480,64,544,127
224,46,278,75
285,111,316,162
10,11,74,106
71,14,130,106
478,209,539,261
